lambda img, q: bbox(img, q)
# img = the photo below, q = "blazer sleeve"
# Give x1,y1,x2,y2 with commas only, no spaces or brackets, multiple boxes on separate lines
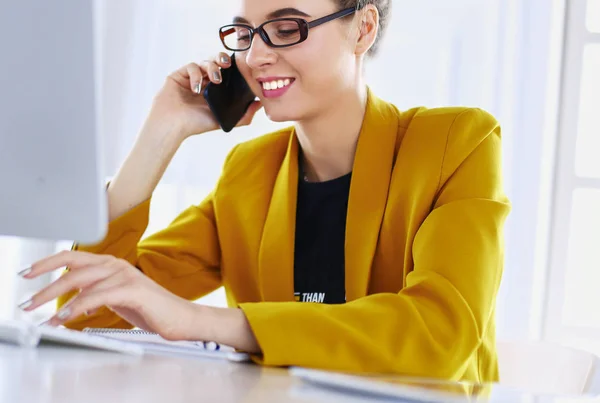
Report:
57,147,240,330
239,109,511,379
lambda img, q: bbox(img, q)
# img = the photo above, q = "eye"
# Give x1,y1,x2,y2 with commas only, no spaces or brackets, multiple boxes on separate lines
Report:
277,28,300,38
235,27,252,46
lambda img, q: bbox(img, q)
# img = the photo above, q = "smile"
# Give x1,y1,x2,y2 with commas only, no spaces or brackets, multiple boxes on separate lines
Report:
258,77,296,99
261,78,293,91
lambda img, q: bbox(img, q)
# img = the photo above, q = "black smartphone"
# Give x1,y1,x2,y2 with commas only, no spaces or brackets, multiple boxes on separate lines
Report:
203,54,256,133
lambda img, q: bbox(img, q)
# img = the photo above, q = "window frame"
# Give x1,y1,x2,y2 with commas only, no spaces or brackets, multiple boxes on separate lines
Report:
543,0,600,345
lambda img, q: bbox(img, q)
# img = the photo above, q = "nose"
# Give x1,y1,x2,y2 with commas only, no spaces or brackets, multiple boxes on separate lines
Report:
245,32,277,70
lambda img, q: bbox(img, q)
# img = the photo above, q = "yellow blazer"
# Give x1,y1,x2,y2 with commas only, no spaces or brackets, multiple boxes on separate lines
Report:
59,89,510,382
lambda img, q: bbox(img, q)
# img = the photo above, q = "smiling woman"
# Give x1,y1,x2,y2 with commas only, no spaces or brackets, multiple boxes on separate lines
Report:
21,0,510,382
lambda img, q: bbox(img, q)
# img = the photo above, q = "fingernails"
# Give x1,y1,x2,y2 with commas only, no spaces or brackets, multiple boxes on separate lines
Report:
213,71,221,82
18,299,33,311
194,82,202,94
221,55,229,64
56,308,71,320
18,267,32,277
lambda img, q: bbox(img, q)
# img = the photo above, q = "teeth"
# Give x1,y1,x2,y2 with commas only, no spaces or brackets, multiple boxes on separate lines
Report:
262,78,293,91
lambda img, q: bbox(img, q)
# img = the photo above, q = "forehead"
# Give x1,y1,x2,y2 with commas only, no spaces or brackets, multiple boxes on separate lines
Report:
231,0,337,24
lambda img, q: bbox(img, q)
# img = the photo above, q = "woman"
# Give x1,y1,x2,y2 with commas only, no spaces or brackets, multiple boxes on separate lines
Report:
19,0,510,382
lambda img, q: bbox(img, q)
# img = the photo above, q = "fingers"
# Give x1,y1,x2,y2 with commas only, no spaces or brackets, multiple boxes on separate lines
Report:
216,52,231,68
170,62,207,94
201,60,223,85
170,53,232,95
23,251,114,279
20,263,119,312
85,308,101,316
49,285,130,326
181,63,205,94
206,53,233,84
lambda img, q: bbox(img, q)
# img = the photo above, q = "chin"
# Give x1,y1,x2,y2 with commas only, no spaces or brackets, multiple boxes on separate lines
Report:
263,105,304,123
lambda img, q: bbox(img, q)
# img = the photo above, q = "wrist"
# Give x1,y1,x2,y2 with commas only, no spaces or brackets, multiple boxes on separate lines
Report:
185,303,214,342
186,304,261,353
138,115,186,151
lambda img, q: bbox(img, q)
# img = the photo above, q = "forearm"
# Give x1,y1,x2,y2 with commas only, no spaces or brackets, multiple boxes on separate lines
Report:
188,305,261,354
237,290,482,377
107,117,184,221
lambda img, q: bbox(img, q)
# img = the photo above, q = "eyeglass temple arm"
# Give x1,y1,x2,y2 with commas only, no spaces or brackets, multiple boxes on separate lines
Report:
307,7,361,29
220,27,236,39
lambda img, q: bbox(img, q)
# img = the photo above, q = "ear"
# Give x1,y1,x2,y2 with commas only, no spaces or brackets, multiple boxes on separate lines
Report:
354,5,379,56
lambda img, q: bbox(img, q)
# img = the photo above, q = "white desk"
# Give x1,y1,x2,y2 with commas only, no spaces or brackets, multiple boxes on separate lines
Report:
0,344,592,403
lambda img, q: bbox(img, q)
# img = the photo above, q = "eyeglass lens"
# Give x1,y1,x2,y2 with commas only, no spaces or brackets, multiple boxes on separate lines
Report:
221,20,303,50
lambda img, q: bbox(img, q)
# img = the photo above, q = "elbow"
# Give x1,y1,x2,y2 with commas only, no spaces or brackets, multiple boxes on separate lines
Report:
385,329,482,380
386,301,484,379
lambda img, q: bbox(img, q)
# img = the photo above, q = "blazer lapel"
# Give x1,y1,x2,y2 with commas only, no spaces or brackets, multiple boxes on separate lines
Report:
257,90,399,303
345,90,399,301
258,131,299,302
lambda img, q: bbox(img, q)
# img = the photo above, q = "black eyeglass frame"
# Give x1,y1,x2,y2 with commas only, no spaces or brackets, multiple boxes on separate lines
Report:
219,6,360,51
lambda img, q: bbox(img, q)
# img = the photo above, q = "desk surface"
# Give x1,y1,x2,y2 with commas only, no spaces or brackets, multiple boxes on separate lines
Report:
0,344,594,403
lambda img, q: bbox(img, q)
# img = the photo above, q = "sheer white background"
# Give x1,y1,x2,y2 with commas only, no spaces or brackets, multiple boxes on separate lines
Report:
1,0,590,351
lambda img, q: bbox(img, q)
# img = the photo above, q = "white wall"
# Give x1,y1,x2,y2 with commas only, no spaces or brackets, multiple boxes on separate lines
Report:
1,1,567,343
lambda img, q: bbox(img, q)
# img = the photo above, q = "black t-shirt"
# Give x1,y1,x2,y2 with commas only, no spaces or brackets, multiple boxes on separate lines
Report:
293,171,351,305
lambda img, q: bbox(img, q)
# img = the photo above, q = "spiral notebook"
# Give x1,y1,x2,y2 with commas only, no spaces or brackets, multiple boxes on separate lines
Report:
82,328,251,362
0,320,143,355
0,320,249,362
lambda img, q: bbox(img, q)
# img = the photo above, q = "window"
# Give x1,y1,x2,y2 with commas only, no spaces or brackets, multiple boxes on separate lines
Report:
587,0,600,32
562,189,600,328
544,0,600,355
574,44,600,178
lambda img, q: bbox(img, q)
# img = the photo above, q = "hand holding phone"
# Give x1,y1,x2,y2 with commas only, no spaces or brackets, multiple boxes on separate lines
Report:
203,54,257,133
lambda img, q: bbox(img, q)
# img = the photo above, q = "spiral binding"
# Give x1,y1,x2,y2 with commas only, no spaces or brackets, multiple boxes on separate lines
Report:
84,328,221,350
84,328,156,336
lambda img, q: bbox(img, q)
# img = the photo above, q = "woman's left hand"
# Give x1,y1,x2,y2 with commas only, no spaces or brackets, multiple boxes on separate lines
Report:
20,251,201,341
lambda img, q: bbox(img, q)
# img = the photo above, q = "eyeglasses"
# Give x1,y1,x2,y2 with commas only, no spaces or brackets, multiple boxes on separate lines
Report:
219,7,359,52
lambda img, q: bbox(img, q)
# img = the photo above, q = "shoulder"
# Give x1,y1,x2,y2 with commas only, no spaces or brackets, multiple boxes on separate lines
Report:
371,89,500,157
403,106,499,140
401,106,501,170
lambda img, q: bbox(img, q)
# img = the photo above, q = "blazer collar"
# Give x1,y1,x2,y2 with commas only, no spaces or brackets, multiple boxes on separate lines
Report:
258,88,400,302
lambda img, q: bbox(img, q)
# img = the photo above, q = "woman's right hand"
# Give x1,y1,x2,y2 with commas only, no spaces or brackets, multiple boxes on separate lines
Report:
147,52,263,141
105,53,262,221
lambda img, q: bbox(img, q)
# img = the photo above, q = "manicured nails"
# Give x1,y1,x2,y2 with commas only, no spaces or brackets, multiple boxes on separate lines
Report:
213,71,221,82
18,299,33,311
220,55,229,64
193,82,202,94
56,308,71,320
17,267,32,277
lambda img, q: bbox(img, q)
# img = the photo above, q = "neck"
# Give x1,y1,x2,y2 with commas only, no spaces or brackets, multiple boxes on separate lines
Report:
296,84,368,183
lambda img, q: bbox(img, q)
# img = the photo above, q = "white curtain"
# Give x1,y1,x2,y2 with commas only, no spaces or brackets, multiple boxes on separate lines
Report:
1,0,566,341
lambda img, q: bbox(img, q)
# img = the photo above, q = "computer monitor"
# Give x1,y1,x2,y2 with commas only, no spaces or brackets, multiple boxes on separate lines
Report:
0,1,106,243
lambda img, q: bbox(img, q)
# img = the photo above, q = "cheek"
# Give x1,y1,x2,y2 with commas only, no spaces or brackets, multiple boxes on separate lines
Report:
288,41,350,87
236,58,259,93
236,59,252,82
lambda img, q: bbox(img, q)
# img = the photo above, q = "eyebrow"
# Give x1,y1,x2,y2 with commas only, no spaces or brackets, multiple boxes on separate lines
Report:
232,8,312,24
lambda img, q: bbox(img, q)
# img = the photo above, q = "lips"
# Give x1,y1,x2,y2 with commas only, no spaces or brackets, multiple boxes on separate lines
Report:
257,77,296,99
